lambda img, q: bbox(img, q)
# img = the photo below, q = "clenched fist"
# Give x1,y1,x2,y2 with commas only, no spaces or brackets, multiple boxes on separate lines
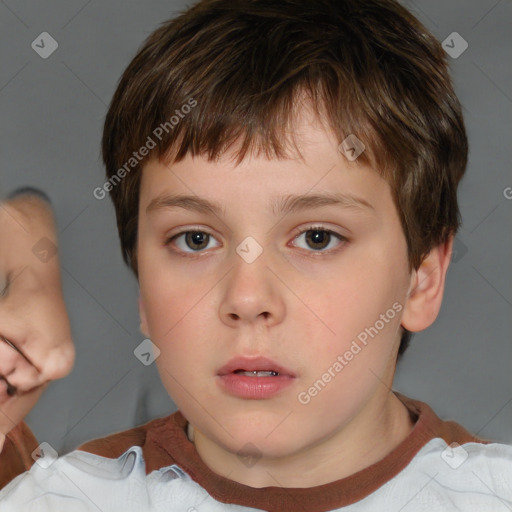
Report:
0,189,75,452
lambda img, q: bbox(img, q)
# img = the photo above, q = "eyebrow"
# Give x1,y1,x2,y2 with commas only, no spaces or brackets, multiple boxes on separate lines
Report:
146,192,374,217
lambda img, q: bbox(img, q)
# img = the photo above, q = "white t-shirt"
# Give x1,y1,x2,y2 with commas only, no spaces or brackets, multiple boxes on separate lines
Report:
1,438,511,511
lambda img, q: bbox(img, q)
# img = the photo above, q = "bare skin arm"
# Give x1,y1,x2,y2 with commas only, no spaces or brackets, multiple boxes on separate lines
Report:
0,189,75,453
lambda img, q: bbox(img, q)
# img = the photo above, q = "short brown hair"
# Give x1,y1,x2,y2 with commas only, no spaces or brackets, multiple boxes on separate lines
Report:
102,0,468,356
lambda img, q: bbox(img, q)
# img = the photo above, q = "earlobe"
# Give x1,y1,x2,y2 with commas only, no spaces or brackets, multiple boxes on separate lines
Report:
401,236,454,333
138,295,150,338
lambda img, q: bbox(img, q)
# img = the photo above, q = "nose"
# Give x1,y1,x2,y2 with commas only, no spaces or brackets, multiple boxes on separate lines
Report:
218,244,285,328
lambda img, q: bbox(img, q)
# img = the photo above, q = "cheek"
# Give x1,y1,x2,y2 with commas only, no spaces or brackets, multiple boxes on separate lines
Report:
318,266,387,334
140,271,214,359
152,315,220,420
141,261,204,337
306,255,405,372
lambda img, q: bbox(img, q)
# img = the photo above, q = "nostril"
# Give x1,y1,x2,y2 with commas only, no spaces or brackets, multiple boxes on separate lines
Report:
0,375,17,396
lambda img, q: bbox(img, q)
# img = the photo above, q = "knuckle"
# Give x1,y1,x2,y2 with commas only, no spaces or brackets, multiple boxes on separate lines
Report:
42,341,75,380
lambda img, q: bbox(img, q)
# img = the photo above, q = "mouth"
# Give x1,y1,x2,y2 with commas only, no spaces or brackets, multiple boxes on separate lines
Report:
217,356,296,378
216,356,296,399
233,370,280,377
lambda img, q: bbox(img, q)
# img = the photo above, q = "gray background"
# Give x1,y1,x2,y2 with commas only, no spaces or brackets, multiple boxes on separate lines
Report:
0,0,510,454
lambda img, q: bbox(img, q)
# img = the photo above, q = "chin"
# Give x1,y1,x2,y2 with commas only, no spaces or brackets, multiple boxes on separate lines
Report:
227,422,307,459
192,410,303,456
230,433,303,461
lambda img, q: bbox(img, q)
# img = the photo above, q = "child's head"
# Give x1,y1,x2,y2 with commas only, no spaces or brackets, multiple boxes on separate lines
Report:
101,0,467,484
102,0,467,358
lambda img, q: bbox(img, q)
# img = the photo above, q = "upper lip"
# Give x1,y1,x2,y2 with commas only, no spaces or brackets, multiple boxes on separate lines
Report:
217,356,296,377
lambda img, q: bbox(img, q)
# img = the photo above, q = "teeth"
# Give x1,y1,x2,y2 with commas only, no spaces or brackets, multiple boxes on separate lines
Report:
236,370,280,377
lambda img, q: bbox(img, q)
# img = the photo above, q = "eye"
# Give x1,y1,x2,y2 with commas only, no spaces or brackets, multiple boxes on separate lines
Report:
167,230,220,253
291,227,346,252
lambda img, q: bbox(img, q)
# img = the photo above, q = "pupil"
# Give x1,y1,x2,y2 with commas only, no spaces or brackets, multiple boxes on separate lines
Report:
187,231,208,250
306,230,329,250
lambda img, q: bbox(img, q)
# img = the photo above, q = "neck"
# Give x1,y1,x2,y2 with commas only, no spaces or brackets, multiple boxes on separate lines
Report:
190,392,415,488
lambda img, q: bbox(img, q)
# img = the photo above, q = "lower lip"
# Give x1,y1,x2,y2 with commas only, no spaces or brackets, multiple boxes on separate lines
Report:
217,373,294,399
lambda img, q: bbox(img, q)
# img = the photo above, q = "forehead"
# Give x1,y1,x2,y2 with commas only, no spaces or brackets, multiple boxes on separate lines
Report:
139,162,395,237
138,109,393,220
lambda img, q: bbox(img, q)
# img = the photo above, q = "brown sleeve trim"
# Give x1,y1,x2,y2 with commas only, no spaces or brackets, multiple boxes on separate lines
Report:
0,422,39,489
77,415,177,474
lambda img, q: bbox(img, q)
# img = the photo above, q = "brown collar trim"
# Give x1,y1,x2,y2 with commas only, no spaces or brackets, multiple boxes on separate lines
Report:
150,392,483,512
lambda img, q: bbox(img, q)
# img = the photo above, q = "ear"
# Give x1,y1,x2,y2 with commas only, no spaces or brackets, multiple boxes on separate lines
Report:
138,295,150,338
401,235,454,332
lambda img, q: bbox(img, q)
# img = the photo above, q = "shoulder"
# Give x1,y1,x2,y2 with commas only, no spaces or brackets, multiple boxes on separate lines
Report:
0,444,250,512
77,411,187,474
0,446,150,511
0,410,194,511
414,437,512,476
0,422,40,488
377,438,512,511
78,418,163,458
395,392,485,445
375,393,512,509
77,415,170,458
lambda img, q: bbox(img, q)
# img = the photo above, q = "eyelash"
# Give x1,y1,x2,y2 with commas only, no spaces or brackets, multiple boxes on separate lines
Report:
292,226,348,256
165,225,348,257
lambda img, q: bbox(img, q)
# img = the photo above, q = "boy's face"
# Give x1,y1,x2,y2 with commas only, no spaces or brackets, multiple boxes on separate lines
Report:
137,112,415,469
